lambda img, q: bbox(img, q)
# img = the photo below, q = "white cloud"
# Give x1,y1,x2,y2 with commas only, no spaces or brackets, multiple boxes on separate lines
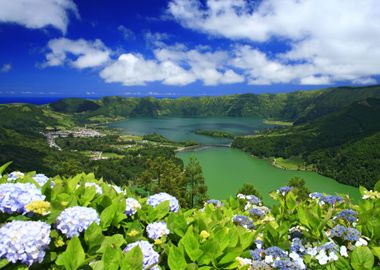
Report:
168,0,380,85
0,0,78,33
44,38,111,69
99,53,195,86
100,44,245,87
0,63,12,73
118,25,135,40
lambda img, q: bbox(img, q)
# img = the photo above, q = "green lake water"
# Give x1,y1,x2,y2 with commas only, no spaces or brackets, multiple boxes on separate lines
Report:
110,117,273,145
177,148,360,205
111,117,360,205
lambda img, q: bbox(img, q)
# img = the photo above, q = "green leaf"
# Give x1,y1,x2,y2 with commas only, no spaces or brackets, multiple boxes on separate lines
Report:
218,248,243,265
121,245,143,270
285,191,297,210
97,234,126,254
0,259,9,269
0,162,12,175
334,256,352,270
56,236,85,270
350,246,374,270
372,247,380,260
102,246,121,270
180,227,202,262
100,201,118,229
168,246,187,270
374,180,380,192
84,223,104,254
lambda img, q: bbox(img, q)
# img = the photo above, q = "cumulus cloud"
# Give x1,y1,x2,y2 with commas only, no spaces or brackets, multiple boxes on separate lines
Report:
168,0,380,85
0,63,12,73
99,43,245,87
99,53,195,86
43,38,111,69
0,0,78,33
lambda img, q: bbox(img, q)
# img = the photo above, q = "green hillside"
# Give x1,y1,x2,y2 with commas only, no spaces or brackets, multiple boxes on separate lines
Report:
232,97,380,188
47,85,380,123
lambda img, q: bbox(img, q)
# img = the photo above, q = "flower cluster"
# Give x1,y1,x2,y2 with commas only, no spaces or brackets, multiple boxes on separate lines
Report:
329,225,361,242
7,171,24,181
204,199,224,208
309,192,343,205
334,209,357,223
56,206,100,238
237,193,261,205
147,192,179,212
0,220,51,266
232,215,255,230
33,173,54,187
249,245,306,270
249,205,269,217
85,182,103,195
307,242,339,265
0,183,45,214
125,198,141,216
124,241,159,270
277,186,292,196
146,221,170,240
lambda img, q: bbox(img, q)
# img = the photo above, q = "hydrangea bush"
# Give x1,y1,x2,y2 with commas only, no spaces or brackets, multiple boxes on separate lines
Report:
0,164,379,270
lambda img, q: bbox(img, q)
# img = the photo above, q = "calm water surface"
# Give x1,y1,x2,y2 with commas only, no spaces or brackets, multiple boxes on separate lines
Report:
110,117,273,144
111,117,359,204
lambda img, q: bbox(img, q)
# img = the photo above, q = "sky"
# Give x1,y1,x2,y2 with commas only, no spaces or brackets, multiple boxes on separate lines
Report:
0,0,379,97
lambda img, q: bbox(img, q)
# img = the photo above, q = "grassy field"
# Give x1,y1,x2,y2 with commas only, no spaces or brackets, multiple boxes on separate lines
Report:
271,157,315,171
263,119,293,126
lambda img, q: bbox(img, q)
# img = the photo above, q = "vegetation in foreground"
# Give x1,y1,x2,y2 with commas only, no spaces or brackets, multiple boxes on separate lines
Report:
0,163,379,270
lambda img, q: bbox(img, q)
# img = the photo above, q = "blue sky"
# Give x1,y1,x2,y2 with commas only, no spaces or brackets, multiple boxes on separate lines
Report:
0,0,379,97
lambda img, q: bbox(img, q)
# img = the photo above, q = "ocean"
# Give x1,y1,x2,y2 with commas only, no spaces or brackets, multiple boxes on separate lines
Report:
0,97,79,105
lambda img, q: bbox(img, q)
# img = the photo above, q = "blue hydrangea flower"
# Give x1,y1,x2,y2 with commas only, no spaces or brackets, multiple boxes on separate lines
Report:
7,171,24,181
249,206,269,217
290,238,306,254
309,192,343,205
313,242,339,265
147,192,179,212
125,198,141,216
265,246,288,259
85,182,103,195
344,228,360,242
124,241,159,270
0,183,45,214
330,225,347,238
56,206,100,238
251,260,271,269
33,173,54,188
250,248,265,260
232,215,255,230
146,221,170,240
0,220,51,266
277,186,292,196
204,199,224,208
335,209,357,223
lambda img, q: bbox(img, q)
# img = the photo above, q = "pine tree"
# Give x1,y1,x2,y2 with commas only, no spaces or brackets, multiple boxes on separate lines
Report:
184,157,208,208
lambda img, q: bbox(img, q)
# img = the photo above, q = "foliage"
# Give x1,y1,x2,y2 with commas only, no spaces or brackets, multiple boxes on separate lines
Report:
0,169,379,269
183,157,208,208
288,177,311,201
237,183,263,200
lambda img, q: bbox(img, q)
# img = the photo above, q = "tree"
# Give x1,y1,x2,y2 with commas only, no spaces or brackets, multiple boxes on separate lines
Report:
184,157,208,208
236,182,262,200
288,177,311,201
